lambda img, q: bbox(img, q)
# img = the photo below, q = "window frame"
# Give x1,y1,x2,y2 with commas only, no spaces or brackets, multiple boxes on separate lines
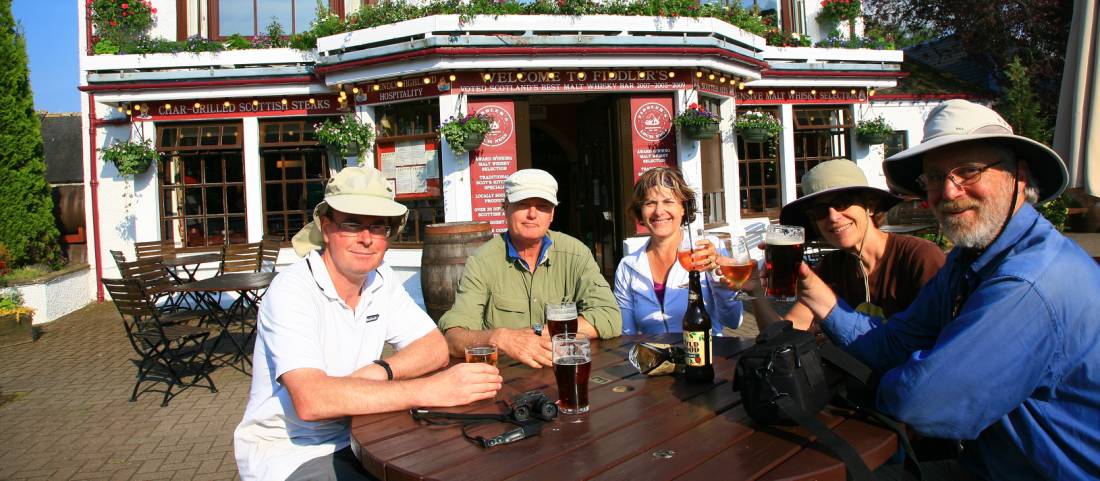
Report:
737,107,783,218
698,96,727,228
258,119,333,245
792,107,853,196
207,0,342,40
373,99,444,247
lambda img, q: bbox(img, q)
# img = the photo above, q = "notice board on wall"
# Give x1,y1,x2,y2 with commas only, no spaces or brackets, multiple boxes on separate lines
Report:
377,139,441,199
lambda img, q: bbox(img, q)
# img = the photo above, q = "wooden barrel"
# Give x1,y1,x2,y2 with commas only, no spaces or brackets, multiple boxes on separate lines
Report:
420,221,493,322
52,185,85,239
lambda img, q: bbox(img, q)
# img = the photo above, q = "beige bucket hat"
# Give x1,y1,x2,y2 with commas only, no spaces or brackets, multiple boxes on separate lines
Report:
505,169,559,205
884,99,1068,203
290,165,408,257
780,159,901,240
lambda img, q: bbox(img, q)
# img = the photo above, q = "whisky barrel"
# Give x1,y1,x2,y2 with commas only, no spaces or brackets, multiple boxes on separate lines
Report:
420,221,493,322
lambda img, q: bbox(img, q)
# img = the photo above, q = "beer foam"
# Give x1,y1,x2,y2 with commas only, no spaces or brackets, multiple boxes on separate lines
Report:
766,238,804,246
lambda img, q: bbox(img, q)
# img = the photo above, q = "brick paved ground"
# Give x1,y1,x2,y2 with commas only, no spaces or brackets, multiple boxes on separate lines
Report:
0,298,765,481
0,302,249,481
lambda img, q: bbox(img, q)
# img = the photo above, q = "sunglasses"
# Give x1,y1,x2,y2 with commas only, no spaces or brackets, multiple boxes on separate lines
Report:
805,193,861,219
333,221,393,238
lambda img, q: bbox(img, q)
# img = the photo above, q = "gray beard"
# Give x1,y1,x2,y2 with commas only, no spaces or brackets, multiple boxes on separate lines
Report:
934,181,1014,250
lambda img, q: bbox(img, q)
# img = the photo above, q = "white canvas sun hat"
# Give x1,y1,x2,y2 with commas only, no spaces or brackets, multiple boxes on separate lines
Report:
290,166,408,257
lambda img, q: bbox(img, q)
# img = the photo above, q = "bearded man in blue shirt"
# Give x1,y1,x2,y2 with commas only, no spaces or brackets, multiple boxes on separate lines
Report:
794,99,1100,480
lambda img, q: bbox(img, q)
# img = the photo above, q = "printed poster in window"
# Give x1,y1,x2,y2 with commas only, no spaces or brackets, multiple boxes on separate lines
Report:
376,139,441,199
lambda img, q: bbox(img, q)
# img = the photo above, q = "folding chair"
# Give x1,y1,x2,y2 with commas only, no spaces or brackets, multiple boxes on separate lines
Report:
135,240,176,261
117,257,203,322
220,242,262,274
103,278,217,407
259,235,283,273
110,250,128,267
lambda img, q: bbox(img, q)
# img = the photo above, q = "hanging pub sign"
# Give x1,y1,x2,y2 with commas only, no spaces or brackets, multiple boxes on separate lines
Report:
468,99,519,233
130,95,348,121
628,95,677,182
733,87,870,105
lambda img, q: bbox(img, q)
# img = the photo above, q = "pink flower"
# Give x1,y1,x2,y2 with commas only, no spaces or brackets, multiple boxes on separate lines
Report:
121,3,128,9
151,7,156,13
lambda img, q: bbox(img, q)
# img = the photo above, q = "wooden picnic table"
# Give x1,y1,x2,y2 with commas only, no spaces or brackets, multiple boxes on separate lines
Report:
351,334,897,481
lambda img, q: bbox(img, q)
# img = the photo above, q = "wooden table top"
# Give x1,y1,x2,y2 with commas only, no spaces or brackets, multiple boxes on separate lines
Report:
162,252,223,267
351,335,897,481
174,271,277,292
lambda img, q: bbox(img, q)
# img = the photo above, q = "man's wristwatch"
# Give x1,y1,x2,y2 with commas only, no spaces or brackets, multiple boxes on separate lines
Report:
373,359,393,380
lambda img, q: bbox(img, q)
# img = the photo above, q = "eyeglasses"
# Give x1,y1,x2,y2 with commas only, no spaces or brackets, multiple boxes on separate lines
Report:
806,193,859,219
334,221,393,238
917,161,1004,192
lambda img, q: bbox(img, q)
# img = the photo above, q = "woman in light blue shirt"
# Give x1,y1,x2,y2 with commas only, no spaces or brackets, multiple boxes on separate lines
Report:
613,167,743,335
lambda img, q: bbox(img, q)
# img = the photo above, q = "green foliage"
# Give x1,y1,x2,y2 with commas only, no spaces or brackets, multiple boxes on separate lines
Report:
998,57,1052,145
1036,193,1068,232
0,4,61,268
856,116,893,137
674,103,720,128
88,0,157,54
734,110,781,139
93,38,119,54
224,34,252,50
816,0,861,24
314,115,375,156
814,27,894,49
0,289,22,310
99,139,158,176
766,30,811,47
439,113,492,154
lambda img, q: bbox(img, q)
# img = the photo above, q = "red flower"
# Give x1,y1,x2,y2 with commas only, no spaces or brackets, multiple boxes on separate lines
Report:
151,8,156,14
689,102,699,109
109,20,117,26
121,3,128,9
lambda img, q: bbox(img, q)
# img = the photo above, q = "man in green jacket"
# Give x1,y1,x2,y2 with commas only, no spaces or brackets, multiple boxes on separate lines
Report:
439,169,622,368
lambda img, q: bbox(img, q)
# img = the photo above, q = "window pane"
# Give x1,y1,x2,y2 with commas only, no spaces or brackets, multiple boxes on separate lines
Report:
281,123,301,143
222,126,239,145
264,153,282,180
263,124,281,144
208,218,226,245
200,126,220,146
179,127,199,147
266,214,286,239
284,155,304,180
258,0,293,34
220,0,256,36
266,184,284,212
302,122,318,142
305,151,324,178
227,216,248,244
227,186,246,214
305,182,324,210
225,154,244,182
185,188,203,215
294,0,319,33
159,128,177,148
206,187,225,214
285,183,304,211
204,155,224,183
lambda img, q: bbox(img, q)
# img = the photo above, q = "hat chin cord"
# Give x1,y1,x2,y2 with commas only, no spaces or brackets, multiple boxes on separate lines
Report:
973,163,1020,257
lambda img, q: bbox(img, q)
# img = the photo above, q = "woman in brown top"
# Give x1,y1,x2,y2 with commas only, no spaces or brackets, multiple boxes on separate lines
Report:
748,159,946,330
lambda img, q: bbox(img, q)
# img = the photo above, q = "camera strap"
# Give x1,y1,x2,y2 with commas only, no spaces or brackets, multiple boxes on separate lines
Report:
409,408,544,448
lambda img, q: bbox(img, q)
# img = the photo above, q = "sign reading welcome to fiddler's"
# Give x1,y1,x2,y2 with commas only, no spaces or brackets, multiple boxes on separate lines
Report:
468,100,518,233
629,95,677,235
131,95,348,121
354,70,694,104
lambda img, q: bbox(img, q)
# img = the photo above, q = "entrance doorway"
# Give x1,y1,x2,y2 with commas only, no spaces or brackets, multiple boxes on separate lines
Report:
527,95,624,281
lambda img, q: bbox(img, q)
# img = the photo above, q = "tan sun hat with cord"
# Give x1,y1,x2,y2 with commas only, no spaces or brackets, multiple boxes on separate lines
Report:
883,99,1068,203
290,165,408,257
779,159,901,240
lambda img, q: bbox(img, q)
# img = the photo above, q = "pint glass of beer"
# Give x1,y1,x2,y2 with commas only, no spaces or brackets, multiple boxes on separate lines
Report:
464,343,498,367
545,302,578,338
552,333,591,414
765,224,805,302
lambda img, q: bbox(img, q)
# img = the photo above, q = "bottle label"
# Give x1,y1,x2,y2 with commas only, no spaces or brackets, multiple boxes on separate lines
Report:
683,331,710,367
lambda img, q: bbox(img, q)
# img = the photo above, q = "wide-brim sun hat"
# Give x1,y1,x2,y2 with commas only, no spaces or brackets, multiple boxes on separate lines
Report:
291,165,408,257
779,159,902,240
505,168,559,205
884,99,1068,203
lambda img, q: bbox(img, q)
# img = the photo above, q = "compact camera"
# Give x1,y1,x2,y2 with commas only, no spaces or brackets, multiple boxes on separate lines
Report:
508,390,559,422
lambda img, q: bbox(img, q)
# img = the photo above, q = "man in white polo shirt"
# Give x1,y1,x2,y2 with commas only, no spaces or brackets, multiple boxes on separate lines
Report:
234,166,502,481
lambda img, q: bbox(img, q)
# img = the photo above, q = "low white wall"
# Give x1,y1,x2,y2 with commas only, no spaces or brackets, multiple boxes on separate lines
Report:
11,266,93,325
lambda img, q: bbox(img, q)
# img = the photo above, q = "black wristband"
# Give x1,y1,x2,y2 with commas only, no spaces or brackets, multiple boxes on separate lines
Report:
373,359,393,380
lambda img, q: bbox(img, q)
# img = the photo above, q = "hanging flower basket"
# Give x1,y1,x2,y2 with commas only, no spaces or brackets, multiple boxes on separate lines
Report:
739,127,770,143
684,121,720,140
99,139,158,176
856,116,894,146
440,113,492,155
858,132,890,145
315,115,374,161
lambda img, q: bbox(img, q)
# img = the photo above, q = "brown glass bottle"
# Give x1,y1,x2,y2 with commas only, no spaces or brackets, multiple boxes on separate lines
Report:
682,270,714,383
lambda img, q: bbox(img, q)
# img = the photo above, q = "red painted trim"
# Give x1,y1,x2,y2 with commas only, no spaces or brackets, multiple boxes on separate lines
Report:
87,94,104,302
79,75,321,92
138,109,321,122
761,69,908,78
315,46,768,74
871,93,992,101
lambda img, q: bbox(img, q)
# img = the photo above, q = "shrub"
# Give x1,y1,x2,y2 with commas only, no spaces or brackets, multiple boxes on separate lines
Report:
99,139,159,176
87,0,157,53
439,113,492,154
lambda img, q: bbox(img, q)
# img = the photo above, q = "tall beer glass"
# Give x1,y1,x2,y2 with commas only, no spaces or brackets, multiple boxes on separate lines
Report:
545,302,578,338
765,224,805,302
552,333,591,414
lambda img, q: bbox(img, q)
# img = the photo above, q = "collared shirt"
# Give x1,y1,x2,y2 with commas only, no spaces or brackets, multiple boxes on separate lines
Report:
613,236,743,335
823,204,1100,480
438,231,622,338
504,232,553,271
234,250,436,481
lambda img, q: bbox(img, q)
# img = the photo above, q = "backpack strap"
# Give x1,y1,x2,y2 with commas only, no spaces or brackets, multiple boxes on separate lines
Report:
772,394,875,481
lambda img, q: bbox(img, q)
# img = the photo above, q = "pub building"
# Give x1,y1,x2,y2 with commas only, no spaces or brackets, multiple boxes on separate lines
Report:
78,1,931,307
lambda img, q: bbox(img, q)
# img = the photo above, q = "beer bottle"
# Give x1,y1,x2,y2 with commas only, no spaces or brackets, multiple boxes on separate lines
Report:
682,269,714,383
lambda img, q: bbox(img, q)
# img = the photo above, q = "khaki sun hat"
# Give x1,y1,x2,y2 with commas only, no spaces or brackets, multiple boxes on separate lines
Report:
290,165,408,257
779,159,901,240
884,99,1068,203
505,169,559,205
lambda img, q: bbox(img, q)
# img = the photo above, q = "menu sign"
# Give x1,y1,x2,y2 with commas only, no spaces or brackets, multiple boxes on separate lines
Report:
132,95,346,121
377,139,440,199
468,100,518,233
628,96,677,182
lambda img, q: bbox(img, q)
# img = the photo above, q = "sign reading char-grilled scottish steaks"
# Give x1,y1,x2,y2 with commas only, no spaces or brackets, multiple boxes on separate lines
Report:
468,99,518,233
132,95,347,121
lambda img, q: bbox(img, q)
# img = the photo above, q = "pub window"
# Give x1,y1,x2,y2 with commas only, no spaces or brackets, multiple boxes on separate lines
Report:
374,99,443,246
210,0,340,39
738,107,782,217
260,119,332,243
884,131,909,158
157,122,247,247
793,107,852,195
698,96,726,227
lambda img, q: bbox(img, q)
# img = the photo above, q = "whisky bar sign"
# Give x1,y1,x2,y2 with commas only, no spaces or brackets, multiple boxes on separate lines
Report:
735,87,869,105
132,95,347,121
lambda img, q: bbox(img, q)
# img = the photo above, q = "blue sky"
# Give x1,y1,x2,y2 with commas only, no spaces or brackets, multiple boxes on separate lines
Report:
14,0,79,113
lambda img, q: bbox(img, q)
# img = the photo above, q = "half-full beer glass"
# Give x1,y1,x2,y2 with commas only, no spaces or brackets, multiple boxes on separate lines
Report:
765,224,805,302
552,333,591,414
545,302,578,338
464,343,498,367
